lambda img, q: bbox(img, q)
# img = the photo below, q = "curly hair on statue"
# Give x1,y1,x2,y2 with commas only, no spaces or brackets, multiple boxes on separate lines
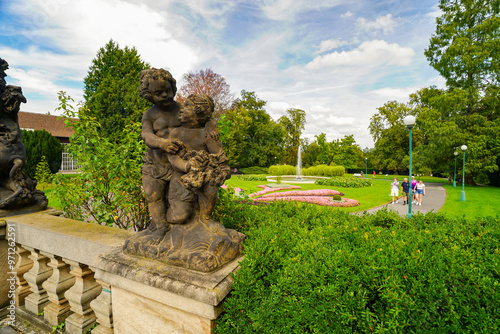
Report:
139,68,177,102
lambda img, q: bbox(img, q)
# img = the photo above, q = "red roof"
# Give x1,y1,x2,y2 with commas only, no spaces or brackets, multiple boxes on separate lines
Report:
18,111,74,138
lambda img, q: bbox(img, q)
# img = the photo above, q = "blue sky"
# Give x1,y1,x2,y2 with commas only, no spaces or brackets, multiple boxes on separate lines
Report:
0,0,444,148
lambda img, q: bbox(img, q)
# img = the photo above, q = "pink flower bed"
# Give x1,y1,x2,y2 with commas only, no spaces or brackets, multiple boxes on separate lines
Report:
249,185,302,198
256,196,360,207
259,189,343,198
249,185,359,207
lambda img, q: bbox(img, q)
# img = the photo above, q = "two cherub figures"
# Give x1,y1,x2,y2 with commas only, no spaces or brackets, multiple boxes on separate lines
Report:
123,68,244,272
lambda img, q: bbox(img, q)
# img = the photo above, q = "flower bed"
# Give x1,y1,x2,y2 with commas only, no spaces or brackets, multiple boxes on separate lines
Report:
249,185,359,207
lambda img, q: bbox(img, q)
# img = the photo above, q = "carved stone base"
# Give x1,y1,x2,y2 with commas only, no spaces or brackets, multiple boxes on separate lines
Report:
0,188,48,215
95,249,242,334
123,214,244,273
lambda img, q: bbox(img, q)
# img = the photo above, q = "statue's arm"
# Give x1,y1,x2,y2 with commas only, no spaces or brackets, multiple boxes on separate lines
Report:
168,154,190,173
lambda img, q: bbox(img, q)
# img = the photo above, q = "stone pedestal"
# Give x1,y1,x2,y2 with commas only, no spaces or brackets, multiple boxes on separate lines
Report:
95,248,242,334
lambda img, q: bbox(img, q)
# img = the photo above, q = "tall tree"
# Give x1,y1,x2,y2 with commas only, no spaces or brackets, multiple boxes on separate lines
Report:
83,39,150,139
424,0,500,112
177,68,235,119
222,91,284,167
279,108,306,165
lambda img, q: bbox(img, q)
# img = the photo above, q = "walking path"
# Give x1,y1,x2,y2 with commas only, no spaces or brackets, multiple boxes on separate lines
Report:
358,183,447,216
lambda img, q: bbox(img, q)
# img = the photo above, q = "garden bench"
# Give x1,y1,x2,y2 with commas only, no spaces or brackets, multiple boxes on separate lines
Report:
353,173,362,178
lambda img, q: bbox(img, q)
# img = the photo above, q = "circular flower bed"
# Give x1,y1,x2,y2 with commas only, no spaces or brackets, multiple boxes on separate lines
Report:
249,186,359,207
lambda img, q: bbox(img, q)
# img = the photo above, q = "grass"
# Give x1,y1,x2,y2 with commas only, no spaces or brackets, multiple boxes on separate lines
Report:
440,184,500,219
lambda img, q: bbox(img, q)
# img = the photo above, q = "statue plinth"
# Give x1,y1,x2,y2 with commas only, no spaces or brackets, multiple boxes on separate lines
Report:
95,247,243,334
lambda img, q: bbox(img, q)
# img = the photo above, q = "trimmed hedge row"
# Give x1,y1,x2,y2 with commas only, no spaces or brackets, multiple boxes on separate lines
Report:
316,176,373,188
214,192,500,333
239,166,269,175
232,174,268,182
269,164,345,177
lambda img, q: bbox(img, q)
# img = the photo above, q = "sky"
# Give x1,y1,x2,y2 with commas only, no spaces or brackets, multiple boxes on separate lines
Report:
0,0,445,149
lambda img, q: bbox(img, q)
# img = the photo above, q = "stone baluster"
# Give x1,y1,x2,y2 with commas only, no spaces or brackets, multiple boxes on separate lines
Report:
23,247,53,314
63,259,101,334
89,279,113,334
41,252,76,326
14,245,33,306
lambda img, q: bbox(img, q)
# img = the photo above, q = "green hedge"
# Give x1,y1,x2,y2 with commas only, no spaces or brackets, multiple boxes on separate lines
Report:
232,174,268,182
214,196,500,333
269,165,296,176
22,129,63,178
316,176,373,188
303,164,345,176
239,166,269,174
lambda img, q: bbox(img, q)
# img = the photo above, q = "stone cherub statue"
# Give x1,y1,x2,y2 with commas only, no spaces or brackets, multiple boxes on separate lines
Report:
123,68,244,273
0,58,47,213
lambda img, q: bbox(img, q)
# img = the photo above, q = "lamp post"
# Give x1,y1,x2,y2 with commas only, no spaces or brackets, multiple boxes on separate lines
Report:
460,145,467,201
404,115,416,218
453,151,458,187
365,157,367,177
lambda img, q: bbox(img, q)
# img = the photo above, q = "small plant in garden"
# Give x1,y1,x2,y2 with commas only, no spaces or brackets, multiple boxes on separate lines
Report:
276,175,282,184
332,194,342,201
34,155,52,191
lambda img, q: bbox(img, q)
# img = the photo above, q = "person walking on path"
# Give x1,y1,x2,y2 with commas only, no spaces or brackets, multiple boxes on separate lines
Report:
415,180,426,206
373,170,376,178
411,176,418,204
401,178,409,205
390,177,399,204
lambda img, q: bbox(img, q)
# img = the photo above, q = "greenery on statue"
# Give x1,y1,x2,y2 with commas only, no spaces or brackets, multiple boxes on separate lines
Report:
82,39,151,139
53,92,149,231
21,129,63,178
34,156,52,191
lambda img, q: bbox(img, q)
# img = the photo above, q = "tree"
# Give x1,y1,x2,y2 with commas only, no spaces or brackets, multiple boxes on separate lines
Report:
279,108,306,165
221,91,285,167
35,156,52,191
21,129,63,178
82,39,151,139
424,0,500,112
177,68,235,119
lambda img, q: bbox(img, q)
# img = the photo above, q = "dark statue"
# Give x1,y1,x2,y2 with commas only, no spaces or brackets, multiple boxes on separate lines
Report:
0,58,47,213
123,68,244,272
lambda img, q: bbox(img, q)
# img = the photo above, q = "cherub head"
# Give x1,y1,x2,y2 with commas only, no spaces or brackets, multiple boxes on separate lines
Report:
139,68,177,107
179,94,214,127
0,58,8,94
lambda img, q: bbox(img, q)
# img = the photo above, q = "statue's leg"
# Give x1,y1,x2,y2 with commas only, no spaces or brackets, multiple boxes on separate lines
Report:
198,185,218,222
166,172,194,224
142,174,169,236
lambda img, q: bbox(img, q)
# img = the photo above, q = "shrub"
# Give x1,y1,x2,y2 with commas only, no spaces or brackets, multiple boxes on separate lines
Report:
269,165,296,176
232,174,268,182
34,156,52,191
316,176,373,188
303,164,345,176
214,199,500,333
22,129,63,178
332,194,342,201
239,166,269,174
53,92,149,231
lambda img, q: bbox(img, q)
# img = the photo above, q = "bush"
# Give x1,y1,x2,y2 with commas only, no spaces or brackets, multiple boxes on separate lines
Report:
232,174,268,182
239,166,269,174
214,199,500,333
303,164,345,176
53,93,149,231
269,165,296,176
315,176,373,188
22,129,63,178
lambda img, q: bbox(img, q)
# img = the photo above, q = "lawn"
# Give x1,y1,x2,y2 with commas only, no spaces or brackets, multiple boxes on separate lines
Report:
440,184,500,219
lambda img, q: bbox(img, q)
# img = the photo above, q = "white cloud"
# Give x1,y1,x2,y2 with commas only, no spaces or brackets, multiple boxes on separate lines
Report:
316,39,349,54
357,14,398,34
341,11,353,18
261,0,345,21
305,40,415,70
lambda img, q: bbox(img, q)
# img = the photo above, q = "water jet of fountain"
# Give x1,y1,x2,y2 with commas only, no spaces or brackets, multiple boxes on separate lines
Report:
296,145,302,180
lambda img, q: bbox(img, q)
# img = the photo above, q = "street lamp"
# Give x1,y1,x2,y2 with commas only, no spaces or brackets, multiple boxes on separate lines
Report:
404,115,416,218
460,145,467,201
453,151,458,187
365,157,367,177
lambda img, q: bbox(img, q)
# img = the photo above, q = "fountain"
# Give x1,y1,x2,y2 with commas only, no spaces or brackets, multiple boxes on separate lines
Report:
296,145,302,180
